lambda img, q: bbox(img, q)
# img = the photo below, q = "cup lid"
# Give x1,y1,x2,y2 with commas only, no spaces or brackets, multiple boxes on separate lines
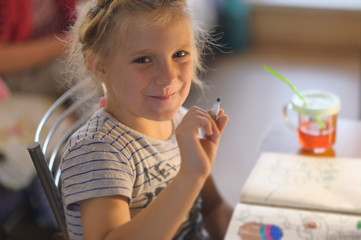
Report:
291,89,341,116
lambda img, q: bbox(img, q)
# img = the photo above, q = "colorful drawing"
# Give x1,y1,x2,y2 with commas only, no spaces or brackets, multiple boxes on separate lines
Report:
224,204,361,240
238,222,283,240
303,221,317,229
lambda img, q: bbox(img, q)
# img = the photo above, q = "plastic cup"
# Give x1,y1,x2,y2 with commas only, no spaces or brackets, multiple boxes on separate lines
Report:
283,89,341,153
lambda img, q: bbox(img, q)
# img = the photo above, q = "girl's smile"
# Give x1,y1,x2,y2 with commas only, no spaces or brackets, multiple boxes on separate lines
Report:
150,92,176,100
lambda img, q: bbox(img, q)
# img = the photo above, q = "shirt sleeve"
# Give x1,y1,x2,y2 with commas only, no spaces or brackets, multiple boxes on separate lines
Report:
61,138,134,210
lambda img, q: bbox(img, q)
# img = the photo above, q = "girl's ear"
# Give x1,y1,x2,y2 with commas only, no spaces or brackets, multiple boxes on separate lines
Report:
85,51,107,82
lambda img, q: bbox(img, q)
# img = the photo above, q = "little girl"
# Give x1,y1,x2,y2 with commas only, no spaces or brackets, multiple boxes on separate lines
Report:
61,0,232,239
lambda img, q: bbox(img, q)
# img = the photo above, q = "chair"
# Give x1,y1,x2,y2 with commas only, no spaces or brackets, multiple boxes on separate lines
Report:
27,85,98,240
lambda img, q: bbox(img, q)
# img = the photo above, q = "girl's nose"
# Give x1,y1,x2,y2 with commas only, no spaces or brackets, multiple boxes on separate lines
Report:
155,61,177,85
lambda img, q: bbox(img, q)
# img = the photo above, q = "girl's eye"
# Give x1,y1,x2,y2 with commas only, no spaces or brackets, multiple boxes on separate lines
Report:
173,51,188,58
134,57,151,63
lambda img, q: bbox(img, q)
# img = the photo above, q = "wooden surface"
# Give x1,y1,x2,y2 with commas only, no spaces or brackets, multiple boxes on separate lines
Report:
249,3,361,51
259,118,361,158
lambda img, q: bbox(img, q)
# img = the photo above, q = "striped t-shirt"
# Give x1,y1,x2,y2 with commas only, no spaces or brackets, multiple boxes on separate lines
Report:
61,107,204,239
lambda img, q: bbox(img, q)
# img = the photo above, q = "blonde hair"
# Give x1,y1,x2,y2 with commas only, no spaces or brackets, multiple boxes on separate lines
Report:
66,0,210,100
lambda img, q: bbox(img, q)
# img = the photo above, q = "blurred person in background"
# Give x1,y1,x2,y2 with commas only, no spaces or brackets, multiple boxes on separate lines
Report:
0,0,80,239
0,0,77,96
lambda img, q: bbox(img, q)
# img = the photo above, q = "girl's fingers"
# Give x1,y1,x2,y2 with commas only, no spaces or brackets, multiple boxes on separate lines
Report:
203,109,227,142
178,106,228,142
215,110,229,133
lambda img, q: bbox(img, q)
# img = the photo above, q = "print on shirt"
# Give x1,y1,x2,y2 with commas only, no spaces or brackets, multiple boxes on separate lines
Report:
142,162,178,207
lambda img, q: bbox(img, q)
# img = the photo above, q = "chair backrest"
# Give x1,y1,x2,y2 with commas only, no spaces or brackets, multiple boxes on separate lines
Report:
27,85,97,240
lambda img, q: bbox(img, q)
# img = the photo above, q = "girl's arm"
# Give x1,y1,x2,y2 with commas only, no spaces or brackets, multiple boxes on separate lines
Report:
0,34,66,74
80,106,229,240
81,169,206,240
201,175,233,240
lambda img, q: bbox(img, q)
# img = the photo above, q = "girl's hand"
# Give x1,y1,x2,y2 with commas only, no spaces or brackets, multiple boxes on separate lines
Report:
175,106,228,178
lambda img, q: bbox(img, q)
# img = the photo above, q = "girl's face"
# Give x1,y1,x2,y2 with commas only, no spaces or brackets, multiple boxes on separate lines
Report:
102,14,194,127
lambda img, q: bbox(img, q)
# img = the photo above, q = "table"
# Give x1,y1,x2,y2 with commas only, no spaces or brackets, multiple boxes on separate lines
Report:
259,118,361,158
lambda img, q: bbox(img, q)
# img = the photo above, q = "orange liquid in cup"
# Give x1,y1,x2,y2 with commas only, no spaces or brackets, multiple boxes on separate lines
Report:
298,120,336,152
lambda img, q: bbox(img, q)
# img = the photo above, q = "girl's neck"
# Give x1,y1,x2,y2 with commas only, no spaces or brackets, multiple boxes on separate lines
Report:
132,119,174,141
105,107,174,141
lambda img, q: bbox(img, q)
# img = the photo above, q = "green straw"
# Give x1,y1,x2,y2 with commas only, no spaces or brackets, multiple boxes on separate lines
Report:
264,65,325,129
